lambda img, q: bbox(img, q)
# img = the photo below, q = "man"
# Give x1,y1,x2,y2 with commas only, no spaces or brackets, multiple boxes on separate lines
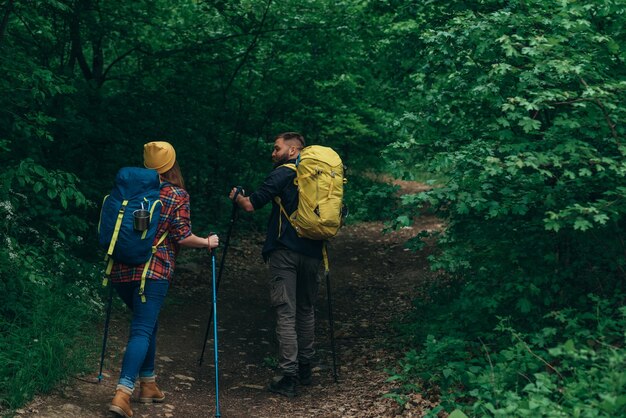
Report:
229,132,322,397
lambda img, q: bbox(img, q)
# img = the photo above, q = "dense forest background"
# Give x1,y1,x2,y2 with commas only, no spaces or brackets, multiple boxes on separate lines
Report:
1,0,625,416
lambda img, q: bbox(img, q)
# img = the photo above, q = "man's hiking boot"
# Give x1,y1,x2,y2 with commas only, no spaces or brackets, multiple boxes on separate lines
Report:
298,362,312,386
109,385,133,418
268,375,297,398
138,377,165,403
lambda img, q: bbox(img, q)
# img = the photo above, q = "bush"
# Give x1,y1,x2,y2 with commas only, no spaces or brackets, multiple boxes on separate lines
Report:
390,295,626,417
0,160,101,411
382,0,626,414
343,175,400,223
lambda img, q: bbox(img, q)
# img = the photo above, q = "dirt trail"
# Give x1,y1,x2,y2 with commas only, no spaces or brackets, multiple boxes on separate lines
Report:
18,214,442,418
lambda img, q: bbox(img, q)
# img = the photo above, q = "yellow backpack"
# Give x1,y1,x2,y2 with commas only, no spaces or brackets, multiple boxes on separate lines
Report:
276,145,346,240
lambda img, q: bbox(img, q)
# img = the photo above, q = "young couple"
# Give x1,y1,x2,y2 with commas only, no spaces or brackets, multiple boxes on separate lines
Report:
109,133,321,418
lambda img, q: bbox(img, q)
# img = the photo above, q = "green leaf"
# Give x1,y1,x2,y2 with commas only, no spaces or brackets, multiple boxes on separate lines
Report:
448,410,469,418
573,218,592,231
395,215,410,227
519,117,541,133
517,298,532,313
562,339,575,353
593,213,609,224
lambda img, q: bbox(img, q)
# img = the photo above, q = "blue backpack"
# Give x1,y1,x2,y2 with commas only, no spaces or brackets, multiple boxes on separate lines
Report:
98,167,167,290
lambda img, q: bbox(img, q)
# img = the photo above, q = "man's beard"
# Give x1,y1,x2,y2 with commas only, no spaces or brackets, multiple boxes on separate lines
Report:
273,153,291,166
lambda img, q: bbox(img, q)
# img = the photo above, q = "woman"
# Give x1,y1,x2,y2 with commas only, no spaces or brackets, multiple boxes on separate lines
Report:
109,141,219,418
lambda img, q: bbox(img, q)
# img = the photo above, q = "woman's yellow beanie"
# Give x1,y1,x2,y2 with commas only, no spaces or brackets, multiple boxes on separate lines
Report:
143,141,176,174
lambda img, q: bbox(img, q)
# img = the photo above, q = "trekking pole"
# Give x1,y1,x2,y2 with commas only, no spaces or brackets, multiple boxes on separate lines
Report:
323,244,339,383
98,284,114,382
199,187,243,366
210,246,221,417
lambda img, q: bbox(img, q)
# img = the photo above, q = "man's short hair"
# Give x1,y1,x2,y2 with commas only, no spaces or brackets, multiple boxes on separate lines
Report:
277,132,305,149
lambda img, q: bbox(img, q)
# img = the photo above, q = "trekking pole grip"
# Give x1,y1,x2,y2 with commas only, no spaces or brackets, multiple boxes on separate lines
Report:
231,186,243,205
208,231,218,255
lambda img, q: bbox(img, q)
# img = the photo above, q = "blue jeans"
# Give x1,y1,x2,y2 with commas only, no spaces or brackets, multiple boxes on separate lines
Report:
113,279,169,390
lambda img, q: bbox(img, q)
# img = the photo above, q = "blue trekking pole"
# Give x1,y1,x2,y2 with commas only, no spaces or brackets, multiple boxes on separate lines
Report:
210,244,221,417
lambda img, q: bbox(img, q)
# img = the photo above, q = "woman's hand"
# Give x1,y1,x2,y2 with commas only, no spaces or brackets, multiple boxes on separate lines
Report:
208,234,219,250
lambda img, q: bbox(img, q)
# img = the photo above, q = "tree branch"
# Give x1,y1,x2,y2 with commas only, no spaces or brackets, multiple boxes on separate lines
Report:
141,22,338,60
512,332,565,381
579,77,620,143
222,0,273,101
101,47,137,82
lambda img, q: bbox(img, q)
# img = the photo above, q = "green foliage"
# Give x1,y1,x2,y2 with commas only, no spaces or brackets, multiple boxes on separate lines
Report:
263,356,279,370
390,296,626,417
3,0,625,414
0,57,101,408
343,175,400,223
381,0,626,414
0,152,101,410
0,274,99,410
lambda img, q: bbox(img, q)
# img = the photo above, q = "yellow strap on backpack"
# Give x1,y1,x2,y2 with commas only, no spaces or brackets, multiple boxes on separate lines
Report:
275,196,294,237
102,257,114,287
273,163,297,237
106,200,128,256
101,200,128,287
322,242,330,274
141,198,161,239
138,231,168,303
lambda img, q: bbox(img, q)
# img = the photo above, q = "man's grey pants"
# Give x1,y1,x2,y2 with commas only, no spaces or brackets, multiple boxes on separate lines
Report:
268,248,321,376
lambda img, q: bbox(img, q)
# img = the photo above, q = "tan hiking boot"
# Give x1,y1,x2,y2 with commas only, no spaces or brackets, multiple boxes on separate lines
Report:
109,385,133,418
138,376,165,403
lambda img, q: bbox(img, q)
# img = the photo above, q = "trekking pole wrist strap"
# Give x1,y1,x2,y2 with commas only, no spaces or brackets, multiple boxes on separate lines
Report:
232,186,243,204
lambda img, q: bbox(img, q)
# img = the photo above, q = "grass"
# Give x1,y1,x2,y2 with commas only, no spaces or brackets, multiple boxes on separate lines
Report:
0,282,99,413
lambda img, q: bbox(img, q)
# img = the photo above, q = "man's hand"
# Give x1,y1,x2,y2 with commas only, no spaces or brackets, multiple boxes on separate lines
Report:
229,187,244,202
228,187,255,212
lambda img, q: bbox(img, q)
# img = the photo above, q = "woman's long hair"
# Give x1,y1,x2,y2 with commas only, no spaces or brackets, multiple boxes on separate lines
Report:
160,160,185,189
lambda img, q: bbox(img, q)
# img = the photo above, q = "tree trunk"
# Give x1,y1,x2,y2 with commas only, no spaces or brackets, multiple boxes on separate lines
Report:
0,0,15,48
92,37,104,86
68,1,93,81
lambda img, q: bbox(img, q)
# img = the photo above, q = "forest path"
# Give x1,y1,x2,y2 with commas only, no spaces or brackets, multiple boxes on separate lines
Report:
20,211,442,418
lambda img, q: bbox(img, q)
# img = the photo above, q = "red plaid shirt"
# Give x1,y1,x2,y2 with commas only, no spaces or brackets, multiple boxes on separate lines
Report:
110,184,192,283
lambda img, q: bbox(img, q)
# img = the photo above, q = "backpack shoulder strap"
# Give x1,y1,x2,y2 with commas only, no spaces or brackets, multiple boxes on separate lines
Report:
273,163,299,236
274,196,296,237
106,199,129,257
138,231,169,302
280,163,297,172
